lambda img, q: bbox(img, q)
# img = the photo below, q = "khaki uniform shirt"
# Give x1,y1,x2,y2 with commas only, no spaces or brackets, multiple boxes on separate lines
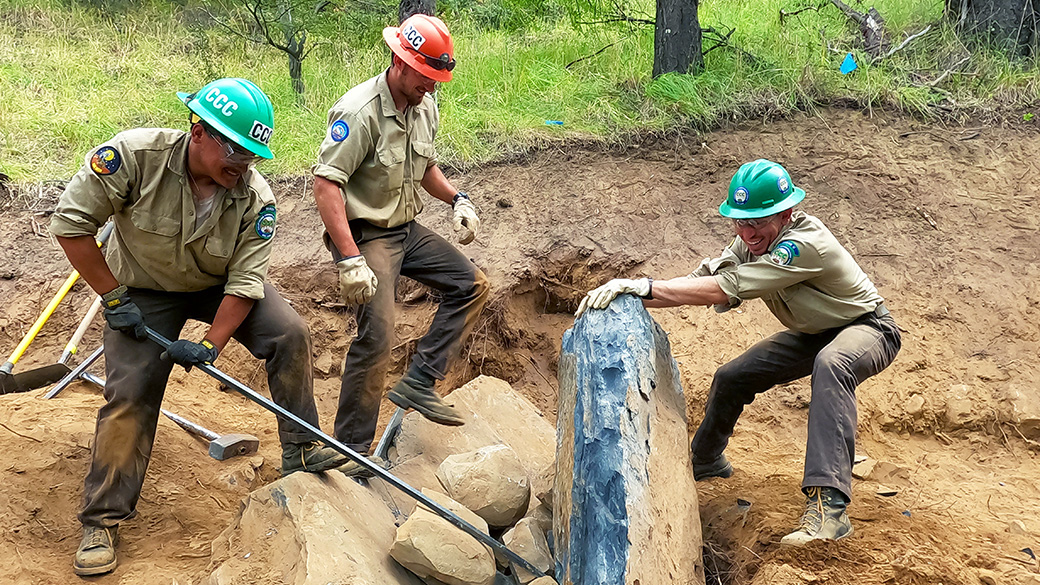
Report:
692,211,883,334
49,128,277,300
311,70,438,229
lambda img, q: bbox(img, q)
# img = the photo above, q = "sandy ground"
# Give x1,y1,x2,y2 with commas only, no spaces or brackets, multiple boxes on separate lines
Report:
1,108,1039,584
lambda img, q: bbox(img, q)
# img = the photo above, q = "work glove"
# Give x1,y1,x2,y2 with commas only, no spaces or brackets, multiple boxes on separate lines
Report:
575,278,652,318
337,255,378,305
161,339,219,372
101,284,147,340
452,192,480,245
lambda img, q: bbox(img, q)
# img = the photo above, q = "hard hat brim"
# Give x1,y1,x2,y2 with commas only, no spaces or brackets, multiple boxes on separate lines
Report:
383,26,453,83
719,187,805,218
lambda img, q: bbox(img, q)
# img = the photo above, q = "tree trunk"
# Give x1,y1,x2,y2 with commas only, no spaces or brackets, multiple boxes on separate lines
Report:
946,0,1040,56
399,0,435,23
279,1,306,105
653,0,703,77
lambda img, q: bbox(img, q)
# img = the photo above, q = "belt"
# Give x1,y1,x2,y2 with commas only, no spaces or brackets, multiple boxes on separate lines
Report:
871,304,890,318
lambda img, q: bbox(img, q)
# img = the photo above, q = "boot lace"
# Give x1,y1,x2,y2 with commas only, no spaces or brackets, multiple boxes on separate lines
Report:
83,527,113,551
796,486,825,534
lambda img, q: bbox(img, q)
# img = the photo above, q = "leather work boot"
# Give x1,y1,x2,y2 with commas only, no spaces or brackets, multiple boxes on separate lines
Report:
337,455,390,479
387,367,465,426
693,453,734,481
281,441,349,476
73,525,118,576
780,486,854,546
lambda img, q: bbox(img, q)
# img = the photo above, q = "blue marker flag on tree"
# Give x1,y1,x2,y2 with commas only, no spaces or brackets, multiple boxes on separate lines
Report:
840,52,858,75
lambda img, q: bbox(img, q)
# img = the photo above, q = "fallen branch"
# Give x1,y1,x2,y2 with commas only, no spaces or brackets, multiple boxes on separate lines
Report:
779,2,827,22
915,206,938,230
876,24,933,62
928,54,971,86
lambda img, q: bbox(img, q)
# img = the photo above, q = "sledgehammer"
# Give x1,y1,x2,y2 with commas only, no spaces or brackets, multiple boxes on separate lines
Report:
160,409,259,460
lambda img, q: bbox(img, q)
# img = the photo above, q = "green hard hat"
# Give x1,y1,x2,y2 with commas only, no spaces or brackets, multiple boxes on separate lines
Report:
719,159,805,218
177,78,275,159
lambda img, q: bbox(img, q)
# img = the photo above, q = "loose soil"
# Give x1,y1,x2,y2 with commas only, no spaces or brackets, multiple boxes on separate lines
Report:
1,109,1038,585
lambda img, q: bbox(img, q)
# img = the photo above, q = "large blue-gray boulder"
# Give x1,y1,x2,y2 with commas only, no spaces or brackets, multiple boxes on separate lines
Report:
554,295,704,585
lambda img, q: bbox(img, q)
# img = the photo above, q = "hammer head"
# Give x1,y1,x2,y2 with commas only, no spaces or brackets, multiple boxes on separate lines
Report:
208,433,260,460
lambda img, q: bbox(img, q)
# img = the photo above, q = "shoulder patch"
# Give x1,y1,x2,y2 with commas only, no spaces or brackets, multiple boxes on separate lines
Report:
330,120,349,142
90,146,121,176
255,204,276,240
770,241,800,266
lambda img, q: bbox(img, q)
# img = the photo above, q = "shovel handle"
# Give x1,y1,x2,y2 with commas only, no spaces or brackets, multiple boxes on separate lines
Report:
60,296,103,365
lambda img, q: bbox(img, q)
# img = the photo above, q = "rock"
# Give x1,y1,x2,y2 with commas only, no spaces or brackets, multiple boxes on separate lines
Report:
208,472,422,585
852,457,877,480
501,518,554,583
390,376,556,517
524,501,553,538
905,394,926,417
944,384,975,429
978,568,1000,585
529,578,559,585
555,296,705,585
391,488,496,585
437,444,531,529
1007,519,1028,535
1007,384,1040,440
314,350,336,376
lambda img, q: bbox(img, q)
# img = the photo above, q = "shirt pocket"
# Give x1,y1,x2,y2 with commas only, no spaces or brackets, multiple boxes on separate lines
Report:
410,140,434,187
130,208,179,237
376,142,405,196
196,228,235,277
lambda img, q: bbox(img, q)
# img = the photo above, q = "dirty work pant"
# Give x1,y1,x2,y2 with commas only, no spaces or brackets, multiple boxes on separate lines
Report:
690,308,901,501
331,220,490,452
80,283,320,528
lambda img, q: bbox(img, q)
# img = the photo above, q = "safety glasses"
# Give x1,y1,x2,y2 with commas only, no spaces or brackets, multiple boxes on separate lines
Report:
205,129,264,166
733,215,776,229
407,46,456,72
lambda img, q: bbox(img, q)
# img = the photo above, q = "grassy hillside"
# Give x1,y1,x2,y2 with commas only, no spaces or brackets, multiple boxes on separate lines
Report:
1,0,1037,182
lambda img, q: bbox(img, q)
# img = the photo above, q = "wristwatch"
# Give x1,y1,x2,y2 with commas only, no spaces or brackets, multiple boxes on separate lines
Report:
452,191,470,205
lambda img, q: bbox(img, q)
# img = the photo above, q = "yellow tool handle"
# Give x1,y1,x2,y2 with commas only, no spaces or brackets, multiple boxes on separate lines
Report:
1,222,114,371
4,271,82,367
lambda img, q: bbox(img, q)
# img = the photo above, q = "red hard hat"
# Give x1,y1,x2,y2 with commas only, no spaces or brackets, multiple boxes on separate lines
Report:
383,14,455,83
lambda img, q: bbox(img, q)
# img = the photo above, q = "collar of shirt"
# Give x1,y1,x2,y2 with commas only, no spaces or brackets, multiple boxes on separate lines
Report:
377,69,404,122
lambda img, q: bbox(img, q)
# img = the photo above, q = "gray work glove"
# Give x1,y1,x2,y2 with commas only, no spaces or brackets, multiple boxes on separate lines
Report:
337,255,378,305
575,278,652,318
452,193,479,245
101,284,147,340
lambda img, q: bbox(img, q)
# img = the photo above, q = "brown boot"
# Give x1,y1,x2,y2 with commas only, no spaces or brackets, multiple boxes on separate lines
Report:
281,441,349,476
780,486,854,546
73,525,118,576
386,367,465,426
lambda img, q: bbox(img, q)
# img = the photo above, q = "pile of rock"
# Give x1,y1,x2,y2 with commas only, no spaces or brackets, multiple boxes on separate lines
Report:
208,375,560,585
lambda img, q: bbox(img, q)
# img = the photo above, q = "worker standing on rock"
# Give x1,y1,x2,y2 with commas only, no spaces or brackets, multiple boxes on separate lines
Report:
311,14,490,477
576,159,901,546
50,78,349,577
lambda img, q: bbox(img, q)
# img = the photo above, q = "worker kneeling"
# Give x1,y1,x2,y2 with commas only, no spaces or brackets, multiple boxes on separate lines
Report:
577,159,902,545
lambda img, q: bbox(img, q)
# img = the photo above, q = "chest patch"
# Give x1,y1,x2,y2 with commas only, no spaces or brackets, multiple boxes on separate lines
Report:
90,146,122,176
770,241,800,266
255,204,276,240
330,120,349,142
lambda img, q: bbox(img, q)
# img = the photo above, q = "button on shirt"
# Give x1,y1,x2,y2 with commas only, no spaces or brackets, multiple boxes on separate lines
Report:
311,70,438,229
691,211,884,334
49,128,276,300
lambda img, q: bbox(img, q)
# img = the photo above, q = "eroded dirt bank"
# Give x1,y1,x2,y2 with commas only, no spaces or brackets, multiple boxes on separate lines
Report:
1,109,1038,584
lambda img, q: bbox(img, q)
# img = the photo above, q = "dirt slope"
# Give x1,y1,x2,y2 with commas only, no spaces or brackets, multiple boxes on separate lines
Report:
1,108,1039,584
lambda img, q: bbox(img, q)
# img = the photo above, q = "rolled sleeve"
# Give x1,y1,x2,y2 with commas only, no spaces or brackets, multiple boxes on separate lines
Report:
716,242,824,303
224,185,276,300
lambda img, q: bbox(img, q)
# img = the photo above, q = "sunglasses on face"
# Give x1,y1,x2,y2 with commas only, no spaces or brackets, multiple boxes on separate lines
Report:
733,215,776,229
406,45,456,72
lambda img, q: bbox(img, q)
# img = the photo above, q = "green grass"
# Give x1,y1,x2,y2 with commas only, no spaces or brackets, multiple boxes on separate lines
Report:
1,0,1038,183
